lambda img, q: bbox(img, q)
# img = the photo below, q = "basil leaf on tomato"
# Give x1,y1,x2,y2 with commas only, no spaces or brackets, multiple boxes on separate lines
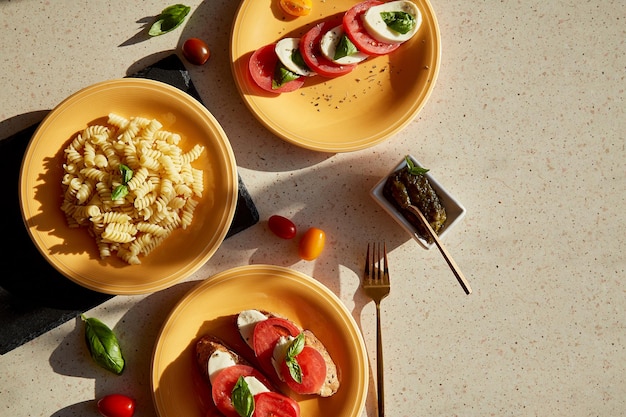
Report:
285,332,305,383
381,11,415,35
273,64,300,89
232,376,254,417
148,4,191,36
334,35,359,60
81,315,125,375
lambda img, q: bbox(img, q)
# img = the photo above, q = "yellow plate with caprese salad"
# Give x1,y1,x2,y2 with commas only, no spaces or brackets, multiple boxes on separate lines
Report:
151,265,368,417
230,0,441,152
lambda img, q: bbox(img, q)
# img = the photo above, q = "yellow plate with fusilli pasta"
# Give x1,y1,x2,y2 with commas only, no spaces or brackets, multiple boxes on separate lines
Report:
18,79,238,295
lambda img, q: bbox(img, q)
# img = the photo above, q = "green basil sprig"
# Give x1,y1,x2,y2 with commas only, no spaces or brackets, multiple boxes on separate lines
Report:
285,332,305,383
334,35,359,60
148,4,191,36
232,376,254,417
81,314,125,375
111,164,133,201
381,11,416,34
405,155,429,176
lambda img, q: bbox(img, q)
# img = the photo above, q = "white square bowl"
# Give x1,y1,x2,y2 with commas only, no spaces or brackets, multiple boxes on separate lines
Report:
370,155,467,249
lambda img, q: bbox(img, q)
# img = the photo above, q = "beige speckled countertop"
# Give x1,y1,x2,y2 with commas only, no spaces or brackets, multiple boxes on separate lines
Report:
1,1,625,416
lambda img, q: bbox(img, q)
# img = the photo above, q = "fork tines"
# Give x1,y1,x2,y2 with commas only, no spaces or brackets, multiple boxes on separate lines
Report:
365,242,389,283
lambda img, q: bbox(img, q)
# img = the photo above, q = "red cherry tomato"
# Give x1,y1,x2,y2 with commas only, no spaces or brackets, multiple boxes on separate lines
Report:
300,17,357,78
97,394,135,417
268,215,297,239
343,0,401,56
248,43,305,93
298,227,326,260
182,37,211,65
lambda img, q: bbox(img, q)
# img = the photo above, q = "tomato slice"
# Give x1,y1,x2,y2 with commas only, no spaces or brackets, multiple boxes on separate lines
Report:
252,317,301,376
343,0,401,56
253,392,300,417
248,43,306,93
300,17,358,78
211,365,273,417
279,346,327,395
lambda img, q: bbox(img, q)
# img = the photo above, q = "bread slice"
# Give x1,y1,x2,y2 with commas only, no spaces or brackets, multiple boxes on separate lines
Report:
236,309,340,397
195,334,249,382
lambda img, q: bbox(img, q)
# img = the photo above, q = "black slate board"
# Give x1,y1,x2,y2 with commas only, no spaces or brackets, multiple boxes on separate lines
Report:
0,54,259,355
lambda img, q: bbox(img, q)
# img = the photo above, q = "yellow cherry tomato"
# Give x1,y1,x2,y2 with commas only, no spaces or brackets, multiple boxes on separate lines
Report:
298,227,326,261
279,0,312,17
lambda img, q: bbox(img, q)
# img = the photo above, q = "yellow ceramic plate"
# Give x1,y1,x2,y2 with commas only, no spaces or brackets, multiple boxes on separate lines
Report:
230,0,441,152
151,265,368,417
18,79,238,295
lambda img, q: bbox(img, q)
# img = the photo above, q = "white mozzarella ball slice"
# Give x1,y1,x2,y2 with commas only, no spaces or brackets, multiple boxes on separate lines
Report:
275,38,316,76
243,376,271,396
271,335,296,380
207,350,238,384
237,309,267,349
319,25,369,65
363,0,422,44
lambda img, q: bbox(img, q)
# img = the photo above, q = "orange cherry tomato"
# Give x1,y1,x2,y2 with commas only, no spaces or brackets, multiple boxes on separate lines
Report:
279,0,312,17
298,227,326,260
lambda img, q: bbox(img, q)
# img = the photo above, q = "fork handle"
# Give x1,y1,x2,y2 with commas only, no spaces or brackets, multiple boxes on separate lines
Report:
375,303,385,417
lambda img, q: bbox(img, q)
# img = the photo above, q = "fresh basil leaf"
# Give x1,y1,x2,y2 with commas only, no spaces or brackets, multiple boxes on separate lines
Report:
291,49,310,72
286,332,305,359
148,4,191,36
111,184,128,201
119,164,133,184
81,314,125,375
231,376,254,417
285,333,305,383
405,156,429,175
381,11,415,34
334,35,358,60
272,63,300,89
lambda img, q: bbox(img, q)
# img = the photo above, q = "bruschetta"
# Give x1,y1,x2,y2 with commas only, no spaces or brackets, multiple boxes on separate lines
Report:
236,309,340,397
195,334,301,417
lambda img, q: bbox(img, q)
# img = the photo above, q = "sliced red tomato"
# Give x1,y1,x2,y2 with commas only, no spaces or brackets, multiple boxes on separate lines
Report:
211,365,273,417
300,17,358,78
279,345,327,395
253,392,300,417
252,317,301,376
343,0,401,56
248,43,306,93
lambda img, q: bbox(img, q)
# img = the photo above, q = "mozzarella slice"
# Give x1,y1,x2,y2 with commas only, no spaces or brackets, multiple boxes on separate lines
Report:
275,38,316,76
363,0,422,44
207,350,238,384
319,25,368,65
237,309,268,349
271,335,296,380
243,376,271,396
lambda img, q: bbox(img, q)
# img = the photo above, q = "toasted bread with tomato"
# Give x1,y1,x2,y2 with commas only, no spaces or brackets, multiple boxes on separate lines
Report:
195,334,300,417
236,309,340,397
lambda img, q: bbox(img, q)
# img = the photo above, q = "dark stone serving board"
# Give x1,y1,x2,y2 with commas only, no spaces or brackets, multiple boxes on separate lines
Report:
0,54,259,355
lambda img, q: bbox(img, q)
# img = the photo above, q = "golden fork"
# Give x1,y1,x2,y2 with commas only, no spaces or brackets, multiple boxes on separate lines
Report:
363,242,390,417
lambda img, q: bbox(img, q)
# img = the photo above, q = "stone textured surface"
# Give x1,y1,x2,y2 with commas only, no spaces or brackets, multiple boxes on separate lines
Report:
1,1,624,416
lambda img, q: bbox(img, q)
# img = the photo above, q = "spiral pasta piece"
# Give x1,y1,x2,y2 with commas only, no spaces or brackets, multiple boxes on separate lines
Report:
59,113,207,265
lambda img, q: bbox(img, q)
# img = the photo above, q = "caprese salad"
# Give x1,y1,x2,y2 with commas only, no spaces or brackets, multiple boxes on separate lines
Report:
248,0,423,93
